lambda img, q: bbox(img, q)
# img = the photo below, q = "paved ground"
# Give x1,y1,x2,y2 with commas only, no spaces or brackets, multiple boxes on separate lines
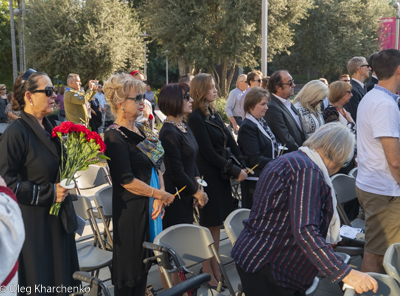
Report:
77,185,362,295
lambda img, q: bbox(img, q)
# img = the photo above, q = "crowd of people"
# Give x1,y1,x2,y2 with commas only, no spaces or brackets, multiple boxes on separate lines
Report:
2,48,400,296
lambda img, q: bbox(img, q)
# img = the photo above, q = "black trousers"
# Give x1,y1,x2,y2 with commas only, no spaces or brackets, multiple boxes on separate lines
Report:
236,263,306,296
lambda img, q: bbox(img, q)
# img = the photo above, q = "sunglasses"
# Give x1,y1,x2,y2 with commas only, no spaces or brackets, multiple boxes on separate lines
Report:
282,80,295,87
0,88,6,90
126,93,144,103
360,64,370,68
183,92,191,101
253,79,262,83
31,86,55,97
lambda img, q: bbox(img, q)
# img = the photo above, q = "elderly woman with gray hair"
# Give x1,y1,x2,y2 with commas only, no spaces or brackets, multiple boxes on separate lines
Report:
232,123,378,296
103,73,175,296
293,80,328,139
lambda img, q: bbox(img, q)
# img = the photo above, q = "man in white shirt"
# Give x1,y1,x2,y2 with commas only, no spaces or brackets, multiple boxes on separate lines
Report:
356,49,400,273
344,56,370,122
264,70,305,152
94,84,106,113
225,74,247,134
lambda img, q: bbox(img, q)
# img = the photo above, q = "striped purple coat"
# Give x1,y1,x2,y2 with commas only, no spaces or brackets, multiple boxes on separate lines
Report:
231,151,351,292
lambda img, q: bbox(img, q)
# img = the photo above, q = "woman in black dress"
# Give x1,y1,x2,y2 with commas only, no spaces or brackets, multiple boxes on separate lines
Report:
103,73,174,296
0,69,80,295
238,87,278,209
159,83,208,228
188,73,247,288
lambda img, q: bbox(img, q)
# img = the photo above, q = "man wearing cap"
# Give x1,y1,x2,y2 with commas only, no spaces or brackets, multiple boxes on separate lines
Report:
64,74,97,126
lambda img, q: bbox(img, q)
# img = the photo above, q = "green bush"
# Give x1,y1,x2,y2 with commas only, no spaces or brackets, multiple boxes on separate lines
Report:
215,96,229,123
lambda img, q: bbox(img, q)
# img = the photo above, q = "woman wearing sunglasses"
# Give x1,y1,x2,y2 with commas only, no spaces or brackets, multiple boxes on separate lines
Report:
0,69,80,294
103,73,174,296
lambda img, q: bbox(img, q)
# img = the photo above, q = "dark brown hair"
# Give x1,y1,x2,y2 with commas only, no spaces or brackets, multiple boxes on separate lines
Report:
12,71,48,111
267,70,287,94
243,87,270,114
158,83,189,117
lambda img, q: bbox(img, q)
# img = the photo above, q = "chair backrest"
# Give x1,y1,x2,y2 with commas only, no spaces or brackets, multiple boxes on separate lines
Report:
331,174,357,203
348,167,358,178
75,165,111,190
73,195,93,221
224,209,250,246
383,243,400,283
154,224,215,268
94,185,113,217
343,272,400,296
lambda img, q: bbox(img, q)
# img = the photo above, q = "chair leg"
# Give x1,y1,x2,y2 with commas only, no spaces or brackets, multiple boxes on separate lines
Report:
210,244,236,295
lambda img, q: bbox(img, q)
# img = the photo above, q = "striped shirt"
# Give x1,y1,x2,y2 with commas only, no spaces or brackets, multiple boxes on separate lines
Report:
231,151,351,292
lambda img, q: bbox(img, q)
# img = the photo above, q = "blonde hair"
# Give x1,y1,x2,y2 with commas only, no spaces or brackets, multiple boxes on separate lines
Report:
0,84,5,90
190,73,217,118
103,73,146,114
328,81,352,104
304,122,355,164
293,80,328,113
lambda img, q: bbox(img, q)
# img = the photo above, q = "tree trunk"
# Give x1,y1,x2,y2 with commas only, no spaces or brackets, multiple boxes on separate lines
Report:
220,58,227,97
208,65,221,95
227,62,236,94
10,0,18,81
178,57,186,77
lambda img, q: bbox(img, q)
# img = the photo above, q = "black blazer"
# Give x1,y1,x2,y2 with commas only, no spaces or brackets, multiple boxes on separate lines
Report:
366,76,378,92
237,118,274,177
264,95,305,152
344,79,365,122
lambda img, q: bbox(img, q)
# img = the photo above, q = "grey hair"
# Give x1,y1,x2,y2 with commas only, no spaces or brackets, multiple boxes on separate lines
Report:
347,56,366,76
304,122,355,164
236,74,247,87
103,73,146,115
293,80,328,113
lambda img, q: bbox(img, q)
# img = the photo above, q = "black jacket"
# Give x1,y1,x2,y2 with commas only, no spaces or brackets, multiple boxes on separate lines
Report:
237,118,274,177
264,95,305,153
344,79,365,122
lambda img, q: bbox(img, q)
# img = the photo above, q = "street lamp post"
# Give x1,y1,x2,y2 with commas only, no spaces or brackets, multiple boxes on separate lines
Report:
139,32,151,78
395,2,400,50
9,0,18,82
162,50,169,84
261,0,268,76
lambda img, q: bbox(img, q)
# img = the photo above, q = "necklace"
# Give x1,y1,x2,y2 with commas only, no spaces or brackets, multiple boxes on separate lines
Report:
114,121,142,136
164,118,187,133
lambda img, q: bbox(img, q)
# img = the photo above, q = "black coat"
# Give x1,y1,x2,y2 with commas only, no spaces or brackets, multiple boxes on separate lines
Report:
0,111,79,295
237,117,275,209
264,95,305,153
344,79,365,122
188,108,246,226
366,76,378,93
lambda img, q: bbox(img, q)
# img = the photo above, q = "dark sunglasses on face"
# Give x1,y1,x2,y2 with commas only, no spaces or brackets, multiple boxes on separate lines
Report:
183,92,191,101
126,93,145,103
360,64,370,68
253,79,262,83
282,80,295,87
31,86,55,97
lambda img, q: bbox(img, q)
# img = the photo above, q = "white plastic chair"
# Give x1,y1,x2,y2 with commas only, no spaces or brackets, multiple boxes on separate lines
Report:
383,243,400,283
348,167,358,178
74,164,112,195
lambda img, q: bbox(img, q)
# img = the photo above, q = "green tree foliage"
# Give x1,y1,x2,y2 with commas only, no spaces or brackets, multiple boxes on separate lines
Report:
140,0,312,96
26,0,143,83
0,0,15,87
274,0,393,81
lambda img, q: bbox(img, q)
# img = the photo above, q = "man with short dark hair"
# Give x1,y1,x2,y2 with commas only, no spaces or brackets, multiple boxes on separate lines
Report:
339,74,351,83
357,49,400,273
178,74,194,86
264,70,305,152
344,56,370,122
366,52,379,92
64,74,97,126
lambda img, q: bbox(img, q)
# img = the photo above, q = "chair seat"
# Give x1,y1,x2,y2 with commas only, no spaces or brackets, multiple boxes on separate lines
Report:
76,241,112,271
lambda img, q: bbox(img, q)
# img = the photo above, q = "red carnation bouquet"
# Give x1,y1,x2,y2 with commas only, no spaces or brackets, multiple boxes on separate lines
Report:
50,122,109,216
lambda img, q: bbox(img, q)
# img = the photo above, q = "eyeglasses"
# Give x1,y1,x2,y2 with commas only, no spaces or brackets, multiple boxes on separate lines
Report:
238,81,248,84
253,79,262,83
360,64,370,68
31,86,55,97
282,80,295,87
126,93,144,103
183,92,191,101
345,90,352,94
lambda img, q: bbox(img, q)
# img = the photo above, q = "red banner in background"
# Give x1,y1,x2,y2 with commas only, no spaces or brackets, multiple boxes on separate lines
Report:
379,17,397,50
